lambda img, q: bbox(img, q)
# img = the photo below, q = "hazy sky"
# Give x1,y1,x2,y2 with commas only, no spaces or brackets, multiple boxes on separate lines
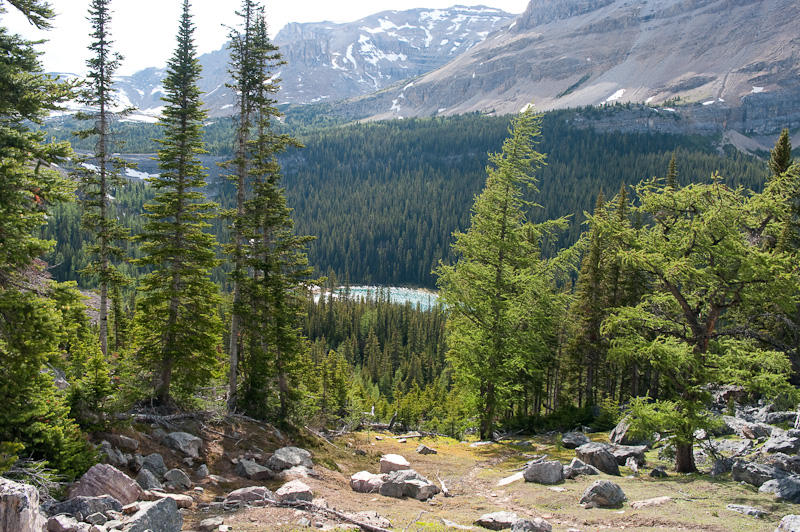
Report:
2,0,530,76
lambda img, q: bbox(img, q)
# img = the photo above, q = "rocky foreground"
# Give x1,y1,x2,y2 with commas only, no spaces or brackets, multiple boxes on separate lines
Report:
6,391,800,531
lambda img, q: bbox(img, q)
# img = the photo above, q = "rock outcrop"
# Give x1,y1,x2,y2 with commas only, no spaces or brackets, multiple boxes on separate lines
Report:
0,477,47,532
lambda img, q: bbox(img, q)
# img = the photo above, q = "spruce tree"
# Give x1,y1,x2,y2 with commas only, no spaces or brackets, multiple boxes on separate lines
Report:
0,0,94,479
74,0,132,356
769,129,793,179
235,8,314,420
134,0,222,403
435,108,568,440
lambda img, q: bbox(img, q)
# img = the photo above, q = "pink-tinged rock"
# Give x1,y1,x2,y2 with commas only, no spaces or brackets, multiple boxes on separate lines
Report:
149,491,194,509
69,463,141,505
0,477,47,532
275,480,313,503
224,486,275,505
350,471,385,493
380,454,410,474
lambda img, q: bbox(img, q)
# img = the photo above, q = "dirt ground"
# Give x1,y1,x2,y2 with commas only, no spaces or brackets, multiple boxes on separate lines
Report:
128,420,796,532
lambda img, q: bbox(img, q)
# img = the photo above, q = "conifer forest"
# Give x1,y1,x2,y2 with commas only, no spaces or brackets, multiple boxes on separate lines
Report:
2,0,800,482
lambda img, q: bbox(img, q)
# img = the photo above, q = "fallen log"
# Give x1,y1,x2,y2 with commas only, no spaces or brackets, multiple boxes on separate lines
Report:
274,499,391,532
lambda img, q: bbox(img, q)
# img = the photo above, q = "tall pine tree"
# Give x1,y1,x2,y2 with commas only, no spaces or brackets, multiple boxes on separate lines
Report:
74,0,132,356
134,0,222,404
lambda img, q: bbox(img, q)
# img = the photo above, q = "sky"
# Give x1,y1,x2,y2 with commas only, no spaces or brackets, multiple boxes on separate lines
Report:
2,0,530,76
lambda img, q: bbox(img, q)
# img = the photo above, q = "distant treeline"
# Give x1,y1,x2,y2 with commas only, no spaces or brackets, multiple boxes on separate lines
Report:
40,111,768,288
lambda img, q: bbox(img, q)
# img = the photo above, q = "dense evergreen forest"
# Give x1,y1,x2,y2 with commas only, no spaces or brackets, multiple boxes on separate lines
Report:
40,112,768,288
2,0,799,484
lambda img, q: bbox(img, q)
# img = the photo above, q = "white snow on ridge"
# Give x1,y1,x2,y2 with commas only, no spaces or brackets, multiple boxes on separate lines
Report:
605,89,625,103
702,100,715,106
345,44,357,68
752,86,764,93
149,85,165,96
362,18,415,34
359,35,408,66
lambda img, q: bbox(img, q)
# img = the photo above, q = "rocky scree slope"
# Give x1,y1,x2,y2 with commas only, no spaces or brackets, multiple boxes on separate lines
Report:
334,0,800,135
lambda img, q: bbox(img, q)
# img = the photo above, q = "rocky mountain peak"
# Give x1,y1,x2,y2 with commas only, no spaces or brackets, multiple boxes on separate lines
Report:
515,0,613,30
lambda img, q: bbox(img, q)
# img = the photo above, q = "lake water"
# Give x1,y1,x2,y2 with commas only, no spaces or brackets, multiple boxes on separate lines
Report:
315,285,440,311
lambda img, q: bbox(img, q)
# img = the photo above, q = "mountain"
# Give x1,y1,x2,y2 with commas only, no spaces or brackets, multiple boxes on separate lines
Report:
332,0,800,142
81,5,515,120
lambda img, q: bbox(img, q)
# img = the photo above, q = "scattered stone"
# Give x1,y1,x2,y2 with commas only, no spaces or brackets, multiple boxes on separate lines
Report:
469,441,495,448
732,460,785,488
162,432,202,459
266,447,314,471
563,458,600,480
609,417,648,446
417,444,437,455
196,464,210,478
193,487,204,493
224,486,275,506
630,496,671,509
649,466,668,478
759,476,800,503
354,449,367,456
767,453,800,476
142,453,168,478
276,480,313,503
442,518,473,530
609,444,647,467
164,468,191,490
198,517,224,532
379,469,439,500
624,457,639,476
510,518,552,532
84,512,107,526
348,511,392,529
68,464,141,506
576,443,620,476
122,497,182,532
766,412,799,425
50,495,123,519
380,454,411,474
151,428,168,442
777,515,800,531
474,511,518,530
397,438,407,443
0,478,46,532
122,503,139,515
350,471,386,493
147,491,194,509
710,457,734,477
579,480,626,508
105,519,123,530
46,514,83,532
722,416,773,440
711,384,748,406
764,429,800,454
99,441,128,468
561,432,590,449
522,460,563,485
234,459,274,481
136,469,162,491
277,465,318,481
128,454,143,473
726,504,765,518
97,433,139,452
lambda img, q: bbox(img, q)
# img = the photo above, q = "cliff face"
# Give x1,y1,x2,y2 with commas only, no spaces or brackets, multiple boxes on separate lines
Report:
337,0,800,140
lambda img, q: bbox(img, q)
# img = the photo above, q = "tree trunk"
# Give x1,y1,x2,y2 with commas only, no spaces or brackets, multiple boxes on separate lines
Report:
675,441,696,473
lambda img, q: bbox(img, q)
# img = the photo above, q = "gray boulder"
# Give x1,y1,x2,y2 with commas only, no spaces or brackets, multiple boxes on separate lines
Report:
759,476,800,503
474,511,518,530
511,518,551,532
142,453,168,478
703,438,753,456
162,432,202,459
649,466,668,478
50,495,122,519
767,453,800,476
609,417,645,446
766,412,799,425
136,469,162,491
99,441,128,468
722,416,773,440
579,479,626,508
266,447,313,471
563,457,600,479
379,469,439,501
710,458,734,476
46,514,88,532
778,515,800,531
732,460,785,488
0,477,47,532
122,497,182,532
522,460,563,485
379,454,410,474
163,468,191,490
234,459,274,481
69,464,141,506
198,517,225,532
609,444,647,467
416,444,437,455
350,471,386,493
561,432,590,449
275,480,313,503
576,442,620,476
726,504,765,518
224,486,275,506
764,429,800,454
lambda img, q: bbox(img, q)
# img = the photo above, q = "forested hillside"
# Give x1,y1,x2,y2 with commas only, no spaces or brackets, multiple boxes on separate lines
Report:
41,111,768,288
